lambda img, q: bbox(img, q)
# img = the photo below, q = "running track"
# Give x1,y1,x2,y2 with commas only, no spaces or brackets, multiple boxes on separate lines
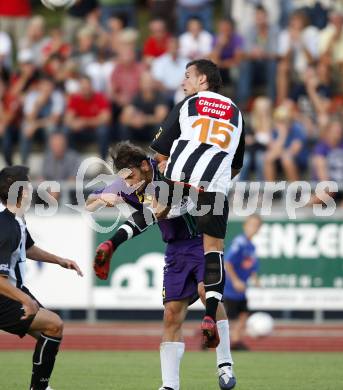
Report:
1,322,343,352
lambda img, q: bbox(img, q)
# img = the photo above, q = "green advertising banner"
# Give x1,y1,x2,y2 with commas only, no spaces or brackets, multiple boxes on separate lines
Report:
93,218,343,310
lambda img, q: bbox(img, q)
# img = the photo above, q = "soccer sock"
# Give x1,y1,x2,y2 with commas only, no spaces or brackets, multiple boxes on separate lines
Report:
216,320,233,367
109,208,157,248
204,252,225,321
30,333,62,390
160,342,185,390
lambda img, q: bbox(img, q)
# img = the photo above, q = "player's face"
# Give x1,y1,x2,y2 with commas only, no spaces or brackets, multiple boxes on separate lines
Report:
182,65,207,96
124,161,152,192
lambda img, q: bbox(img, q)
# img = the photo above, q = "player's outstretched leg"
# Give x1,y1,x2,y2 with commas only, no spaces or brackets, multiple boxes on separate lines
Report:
93,240,114,280
28,309,63,390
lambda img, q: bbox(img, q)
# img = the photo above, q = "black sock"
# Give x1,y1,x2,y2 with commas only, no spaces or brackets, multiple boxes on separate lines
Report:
109,226,129,247
30,333,62,390
204,251,225,321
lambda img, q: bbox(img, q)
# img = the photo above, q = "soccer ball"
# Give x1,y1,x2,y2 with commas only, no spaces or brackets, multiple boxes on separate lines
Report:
41,0,76,10
246,312,274,338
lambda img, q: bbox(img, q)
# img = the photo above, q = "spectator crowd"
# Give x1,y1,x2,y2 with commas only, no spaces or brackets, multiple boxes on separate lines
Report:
0,0,342,192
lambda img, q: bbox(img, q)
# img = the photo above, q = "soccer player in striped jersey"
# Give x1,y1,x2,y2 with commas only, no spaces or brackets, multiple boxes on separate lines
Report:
150,59,245,346
0,166,83,390
87,142,236,390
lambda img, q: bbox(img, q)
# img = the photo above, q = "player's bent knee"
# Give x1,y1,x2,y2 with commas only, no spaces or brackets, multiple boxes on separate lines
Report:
44,313,64,337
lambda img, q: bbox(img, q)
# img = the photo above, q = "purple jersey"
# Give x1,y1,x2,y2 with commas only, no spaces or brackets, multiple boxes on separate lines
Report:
94,158,201,243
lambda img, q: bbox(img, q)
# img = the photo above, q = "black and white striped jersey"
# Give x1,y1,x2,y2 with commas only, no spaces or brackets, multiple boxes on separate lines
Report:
0,204,34,288
151,91,245,195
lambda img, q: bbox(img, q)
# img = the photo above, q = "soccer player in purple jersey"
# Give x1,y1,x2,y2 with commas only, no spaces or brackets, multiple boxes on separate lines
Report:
86,142,236,390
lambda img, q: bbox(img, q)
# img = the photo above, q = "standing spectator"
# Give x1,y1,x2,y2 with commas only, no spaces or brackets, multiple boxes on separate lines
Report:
21,75,65,164
110,44,144,116
41,132,81,202
120,71,169,141
210,18,244,86
311,118,343,206
237,5,278,107
71,27,98,73
223,214,262,351
239,97,272,181
276,10,319,103
143,19,171,66
178,17,213,60
18,16,50,67
151,37,188,102
65,75,111,159
0,0,31,43
0,50,38,166
98,0,136,28
64,0,99,43
176,0,214,34
264,103,308,181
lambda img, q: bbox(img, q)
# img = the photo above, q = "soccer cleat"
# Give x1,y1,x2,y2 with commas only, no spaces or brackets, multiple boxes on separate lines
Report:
158,387,174,390
218,364,236,390
201,315,220,348
93,240,114,280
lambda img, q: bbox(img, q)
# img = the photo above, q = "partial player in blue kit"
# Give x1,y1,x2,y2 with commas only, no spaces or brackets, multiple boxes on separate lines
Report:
223,214,262,351
86,142,236,390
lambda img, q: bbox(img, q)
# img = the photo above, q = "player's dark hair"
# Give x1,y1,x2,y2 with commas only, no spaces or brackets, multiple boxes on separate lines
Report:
186,59,222,92
110,142,149,171
0,165,29,205
255,4,266,13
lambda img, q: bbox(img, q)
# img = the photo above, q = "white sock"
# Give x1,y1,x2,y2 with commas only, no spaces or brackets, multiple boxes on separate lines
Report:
216,320,233,367
160,342,185,390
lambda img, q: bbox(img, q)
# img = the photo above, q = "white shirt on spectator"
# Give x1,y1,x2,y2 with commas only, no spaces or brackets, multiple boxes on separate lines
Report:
151,54,189,92
85,60,116,93
24,90,65,117
179,30,213,59
278,26,319,74
0,32,12,67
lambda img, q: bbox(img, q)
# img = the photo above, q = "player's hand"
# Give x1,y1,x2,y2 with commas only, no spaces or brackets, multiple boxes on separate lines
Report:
58,258,84,277
158,160,167,174
233,279,246,293
21,297,39,320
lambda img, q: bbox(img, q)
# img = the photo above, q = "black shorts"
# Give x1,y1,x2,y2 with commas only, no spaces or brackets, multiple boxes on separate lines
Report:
223,297,248,320
0,286,43,338
159,178,229,239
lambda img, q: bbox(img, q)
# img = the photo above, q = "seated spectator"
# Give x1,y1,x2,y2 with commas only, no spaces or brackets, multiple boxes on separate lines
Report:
21,75,64,164
65,75,111,159
178,17,213,60
98,0,136,28
239,97,272,180
311,118,343,206
176,0,213,34
41,28,72,65
264,103,308,181
64,0,99,43
143,18,171,66
276,10,319,103
41,131,81,202
151,37,188,102
0,0,31,43
18,16,50,66
210,17,244,86
85,48,115,93
110,44,144,117
149,0,176,33
237,5,278,108
319,8,343,94
0,50,39,166
106,12,128,54
71,26,97,73
120,71,169,142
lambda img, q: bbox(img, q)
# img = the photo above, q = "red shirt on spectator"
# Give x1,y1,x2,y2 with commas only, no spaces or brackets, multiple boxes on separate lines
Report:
68,92,110,118
0,0,31,17
143,35,171,58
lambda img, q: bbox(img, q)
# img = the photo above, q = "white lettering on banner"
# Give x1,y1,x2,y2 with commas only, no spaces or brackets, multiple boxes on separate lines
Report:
253,223,343,258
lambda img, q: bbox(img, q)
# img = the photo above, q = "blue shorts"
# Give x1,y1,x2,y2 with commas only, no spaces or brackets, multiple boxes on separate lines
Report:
163,237,204,305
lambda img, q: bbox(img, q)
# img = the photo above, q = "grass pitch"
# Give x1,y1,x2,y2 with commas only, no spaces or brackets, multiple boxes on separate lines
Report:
0,351,341,390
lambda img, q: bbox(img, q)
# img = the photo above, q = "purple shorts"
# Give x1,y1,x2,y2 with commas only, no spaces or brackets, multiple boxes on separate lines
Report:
163,237,204,305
